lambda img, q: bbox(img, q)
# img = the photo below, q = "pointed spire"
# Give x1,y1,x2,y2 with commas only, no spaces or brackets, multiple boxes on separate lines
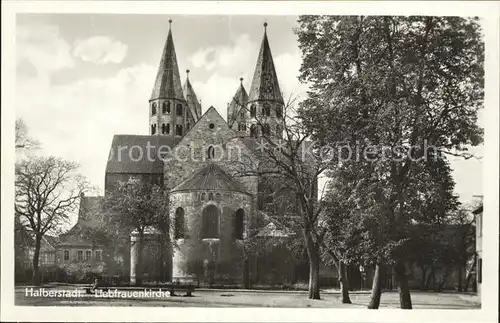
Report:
183,69,202,120
228,78,249,127
150,20,185,101
248,23,283,103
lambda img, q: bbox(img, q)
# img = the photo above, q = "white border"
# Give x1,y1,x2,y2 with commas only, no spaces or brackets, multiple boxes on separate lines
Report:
2,1,499,322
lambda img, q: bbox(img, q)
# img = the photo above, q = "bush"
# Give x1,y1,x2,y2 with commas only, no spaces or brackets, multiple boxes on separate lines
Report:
61,262,105,283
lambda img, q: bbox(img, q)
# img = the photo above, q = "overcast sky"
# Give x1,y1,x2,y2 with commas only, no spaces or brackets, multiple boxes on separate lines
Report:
16,14,483,207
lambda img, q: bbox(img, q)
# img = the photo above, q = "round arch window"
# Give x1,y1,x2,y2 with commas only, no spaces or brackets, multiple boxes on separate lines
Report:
209,123,215,129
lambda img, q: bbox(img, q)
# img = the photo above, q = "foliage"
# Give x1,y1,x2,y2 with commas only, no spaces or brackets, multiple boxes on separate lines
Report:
296,15,484,308
61,262,105,283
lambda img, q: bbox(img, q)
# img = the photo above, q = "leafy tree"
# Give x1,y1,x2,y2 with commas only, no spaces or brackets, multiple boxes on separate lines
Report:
103,179,169,285
15,157,88,285
296,16,483,308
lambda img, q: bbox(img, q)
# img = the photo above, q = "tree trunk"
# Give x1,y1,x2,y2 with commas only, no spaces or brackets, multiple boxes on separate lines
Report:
136,233,144,286
339,261,351,304
308,252,320,299
395,260,412,309
457,265,463,292
243,257,250,289
368,264,383,309
32,234,42,286
420,266,427,290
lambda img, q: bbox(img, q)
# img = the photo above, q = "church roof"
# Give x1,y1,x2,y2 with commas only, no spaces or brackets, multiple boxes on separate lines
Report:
106,135,180,174
171,163,250,194
227,79,248,127
150,22,185,101
183,70,202,120
248,24,284,104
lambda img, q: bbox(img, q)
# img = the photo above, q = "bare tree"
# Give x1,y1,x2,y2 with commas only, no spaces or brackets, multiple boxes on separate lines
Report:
15,156,88,285
15,118,40,150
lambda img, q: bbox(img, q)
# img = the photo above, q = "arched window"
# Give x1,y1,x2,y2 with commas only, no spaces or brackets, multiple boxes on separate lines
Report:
207,145,215,159
208,192,214,201
152,102,157,115
262,123,270,136
263,103,271,116
200,192,206,201
250,124,257,138
276,105,283,118
250,105,256,117
176,104,183,116
240,108,246,118
215,192,221,202
176,125,183,136
151,124,156,135
174,207,185,239
161,123,166,134
238,123,247,131
202,205,219,239
166,123,170,134
163,102,170,114
187,123,190,130
234,209,244,239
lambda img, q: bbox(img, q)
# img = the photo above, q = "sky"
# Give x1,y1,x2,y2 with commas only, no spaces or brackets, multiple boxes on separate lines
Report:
15,14,483,207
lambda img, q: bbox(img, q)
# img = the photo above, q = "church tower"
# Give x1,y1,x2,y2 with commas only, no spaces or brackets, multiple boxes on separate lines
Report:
246,22,284,138
149,20,191,138
227,77,249,136
183,69,202,128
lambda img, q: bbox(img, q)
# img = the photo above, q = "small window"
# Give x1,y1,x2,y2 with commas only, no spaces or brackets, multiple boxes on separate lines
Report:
238,123,247,131
77,250,83,261
63,250,69,261
166,123,170,134
209,123,215,129
263,104,271,116
262,123,270,136
202,205,219,239
215,192,221,202
276,105,283,118
151,124,156,135
208,192,214,201
176,104,183,116
152,102,157,115
207,146,215,159
161,123,166,134
250,105,256,117
85,250,92,261
187,123,190,130
163,101,170,114
176,125,183,136
95,250,102,261
235,209,244,239
250,124,257,138
200,192,206,201
240,109,246,118
174,207,185,239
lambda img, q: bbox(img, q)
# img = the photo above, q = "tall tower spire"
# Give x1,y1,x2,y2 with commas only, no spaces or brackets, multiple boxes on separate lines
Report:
246,23,284,138
149,19,189,138
183,69,202,125
227,77,248,134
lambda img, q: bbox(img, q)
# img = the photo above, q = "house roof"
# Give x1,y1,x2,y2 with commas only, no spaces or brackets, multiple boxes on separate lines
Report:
171,162,250,194
248,25,284,104
105,134,180,174
150,24,185,101
473,205,483,215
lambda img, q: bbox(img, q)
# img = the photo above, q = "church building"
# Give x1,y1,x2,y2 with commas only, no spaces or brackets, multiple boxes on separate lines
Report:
62,21,335,287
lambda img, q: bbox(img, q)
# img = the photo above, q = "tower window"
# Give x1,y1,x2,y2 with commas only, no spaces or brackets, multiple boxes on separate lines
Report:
263,104,271,116
250,124,257,138
200,192,206,201
152,102,157,115
163,101,170,114
215,192,221,202
250,105,256,117
166,123,170,134
276,105,283,118
151,124,157,135
187,123,190,130
161,123,166,134
240,108,246,118
238,123,247,131
234,209,244,240
262,123,270,136
208,192,214,201
209,123,215,129
174,207,185,239
176,125,183,136
176,104,183,116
